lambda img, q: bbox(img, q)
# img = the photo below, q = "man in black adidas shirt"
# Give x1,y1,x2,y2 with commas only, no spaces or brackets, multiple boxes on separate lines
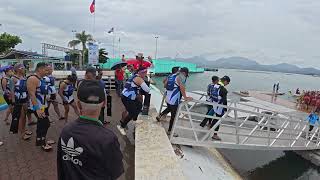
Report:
57,80,124,180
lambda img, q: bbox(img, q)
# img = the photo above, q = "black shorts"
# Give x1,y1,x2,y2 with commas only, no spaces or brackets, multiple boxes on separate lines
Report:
121,96,142,120
63,99,74,105
3,94,12,105
49,94,56,101
15,98,28,105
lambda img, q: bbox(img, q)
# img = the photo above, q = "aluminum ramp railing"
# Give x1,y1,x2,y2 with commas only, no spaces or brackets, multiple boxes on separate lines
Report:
159,98,320,151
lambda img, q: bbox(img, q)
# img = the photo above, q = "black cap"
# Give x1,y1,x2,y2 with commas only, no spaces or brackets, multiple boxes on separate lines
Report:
180,67,189,77
85,67,97,76
221,75,231,82
77,80,105,104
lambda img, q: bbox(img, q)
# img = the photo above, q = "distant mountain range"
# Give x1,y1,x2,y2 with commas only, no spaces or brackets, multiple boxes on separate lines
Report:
164,56,320,76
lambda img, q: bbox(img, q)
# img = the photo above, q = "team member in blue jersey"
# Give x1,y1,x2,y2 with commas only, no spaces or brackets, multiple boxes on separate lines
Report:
156,66,180,121
27,62,52,151
1,66,14,125
44,65,62,120
208,76,230,141
10,64,32,140
59,75,79,122
157,67,193,136
117,67,150,135
200,76,220,127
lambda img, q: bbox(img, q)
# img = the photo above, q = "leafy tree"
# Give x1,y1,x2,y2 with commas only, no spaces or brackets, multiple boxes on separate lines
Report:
99,48,108,64
0,33,22,54
68,31,93,67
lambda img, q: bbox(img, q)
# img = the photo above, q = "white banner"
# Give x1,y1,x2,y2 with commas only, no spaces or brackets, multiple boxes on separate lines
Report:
88,43,99,65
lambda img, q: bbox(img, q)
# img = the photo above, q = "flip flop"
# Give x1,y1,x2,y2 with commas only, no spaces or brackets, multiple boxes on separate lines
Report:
47,140,55,145
41,144,52,152
22,134,31,141
25,131,32,135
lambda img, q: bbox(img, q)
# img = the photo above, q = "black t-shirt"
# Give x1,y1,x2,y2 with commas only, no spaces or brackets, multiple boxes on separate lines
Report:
219,86,228,106
57,118,124,180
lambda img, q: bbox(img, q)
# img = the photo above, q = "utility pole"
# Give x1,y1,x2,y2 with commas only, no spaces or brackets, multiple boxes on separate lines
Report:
155,36,159,60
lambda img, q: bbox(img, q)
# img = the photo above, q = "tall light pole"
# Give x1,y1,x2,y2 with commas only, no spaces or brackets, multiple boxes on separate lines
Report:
112,33,115,59
155,36,159,60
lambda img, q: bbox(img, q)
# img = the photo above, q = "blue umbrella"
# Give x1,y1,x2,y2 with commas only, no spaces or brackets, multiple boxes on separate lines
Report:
0,65,12,72
111,61,127,70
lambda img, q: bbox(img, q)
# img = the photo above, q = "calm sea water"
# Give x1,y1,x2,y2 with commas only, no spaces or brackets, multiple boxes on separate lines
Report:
152,69,320,180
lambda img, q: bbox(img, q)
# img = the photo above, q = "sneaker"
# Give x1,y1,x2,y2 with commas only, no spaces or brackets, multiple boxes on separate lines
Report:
117,125,127,136
212,135,222,141
0,141,3,146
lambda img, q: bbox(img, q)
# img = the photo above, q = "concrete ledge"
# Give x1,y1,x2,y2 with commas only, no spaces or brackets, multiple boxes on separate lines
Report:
135,109,186,180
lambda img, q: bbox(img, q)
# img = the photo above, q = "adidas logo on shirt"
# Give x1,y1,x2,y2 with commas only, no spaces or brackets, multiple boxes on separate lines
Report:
61,137,83,166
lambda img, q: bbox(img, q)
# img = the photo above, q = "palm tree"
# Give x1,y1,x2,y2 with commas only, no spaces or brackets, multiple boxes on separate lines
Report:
68,30,93,68
99,48,108,64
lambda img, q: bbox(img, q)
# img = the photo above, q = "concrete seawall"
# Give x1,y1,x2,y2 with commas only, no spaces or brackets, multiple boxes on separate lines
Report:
135,107,186,180
135,106,242,180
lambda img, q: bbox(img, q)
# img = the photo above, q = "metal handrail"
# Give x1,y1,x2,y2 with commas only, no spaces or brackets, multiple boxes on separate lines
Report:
163,98,320,151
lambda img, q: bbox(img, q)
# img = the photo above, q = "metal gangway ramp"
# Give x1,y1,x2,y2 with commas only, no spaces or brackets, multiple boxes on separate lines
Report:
159,97,320,151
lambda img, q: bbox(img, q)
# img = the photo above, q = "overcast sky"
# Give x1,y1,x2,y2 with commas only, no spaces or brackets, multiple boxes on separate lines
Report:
0,0,319,67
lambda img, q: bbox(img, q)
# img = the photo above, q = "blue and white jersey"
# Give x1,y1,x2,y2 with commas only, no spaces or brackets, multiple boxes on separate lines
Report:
13,76,27,100
206,84,215,102
29,76,48,108
44,75,56,94
210,84,224,115
122,74,139,100
165,74,181,106
62,82,75,103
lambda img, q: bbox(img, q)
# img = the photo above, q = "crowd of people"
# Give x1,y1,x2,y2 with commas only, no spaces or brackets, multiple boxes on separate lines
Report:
297,90,320,111
0,52,233,179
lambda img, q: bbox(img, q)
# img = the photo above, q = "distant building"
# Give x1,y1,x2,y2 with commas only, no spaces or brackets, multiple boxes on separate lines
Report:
0,49,72,71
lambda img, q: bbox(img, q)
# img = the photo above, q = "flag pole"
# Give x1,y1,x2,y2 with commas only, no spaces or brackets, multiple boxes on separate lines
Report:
93,1,96,35
112,33,115,59
118,37,121,58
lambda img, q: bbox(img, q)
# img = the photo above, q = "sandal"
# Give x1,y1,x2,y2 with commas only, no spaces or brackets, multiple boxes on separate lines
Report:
47,140,55,145
22,134,31,141
25,130,32,135
41,144,52,152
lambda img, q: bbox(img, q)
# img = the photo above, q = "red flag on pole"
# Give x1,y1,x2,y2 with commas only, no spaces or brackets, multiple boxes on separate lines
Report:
90,0,95,13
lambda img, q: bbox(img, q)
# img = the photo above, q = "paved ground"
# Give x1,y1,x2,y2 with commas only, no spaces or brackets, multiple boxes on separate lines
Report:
0,92,134,180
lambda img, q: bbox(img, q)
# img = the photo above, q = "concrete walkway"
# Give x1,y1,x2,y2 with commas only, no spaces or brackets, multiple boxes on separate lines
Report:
0,92,134,180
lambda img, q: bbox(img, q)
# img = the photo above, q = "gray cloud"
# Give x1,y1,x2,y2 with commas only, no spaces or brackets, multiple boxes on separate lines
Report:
0,0,319,68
